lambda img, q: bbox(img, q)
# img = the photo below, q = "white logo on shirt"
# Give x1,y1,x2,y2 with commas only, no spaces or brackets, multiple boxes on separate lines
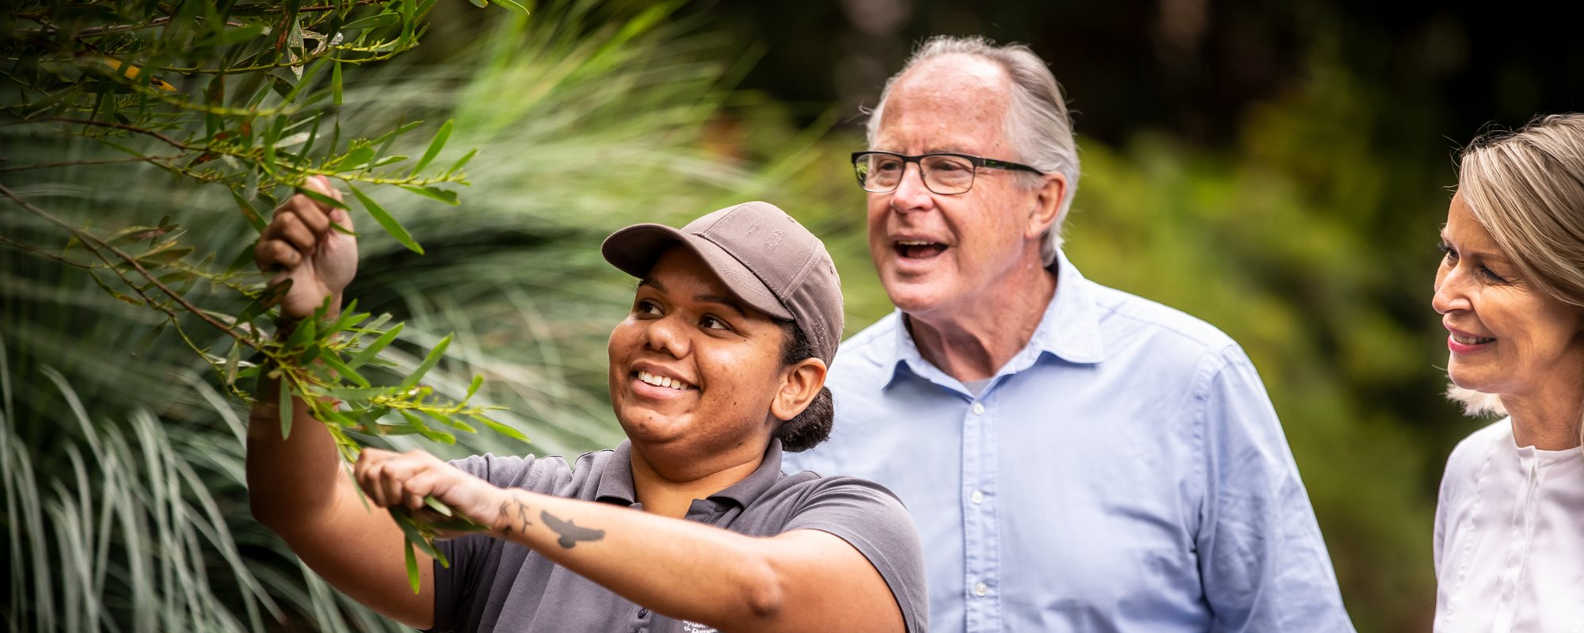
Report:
680,621,718,633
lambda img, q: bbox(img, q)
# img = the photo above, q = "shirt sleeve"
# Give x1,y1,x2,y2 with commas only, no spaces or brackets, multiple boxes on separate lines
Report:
782,476,929,633
1194,346,1356,633
428,454,537,633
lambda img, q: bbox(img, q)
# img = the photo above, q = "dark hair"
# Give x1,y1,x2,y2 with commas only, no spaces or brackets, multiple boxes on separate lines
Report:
775,321,834,452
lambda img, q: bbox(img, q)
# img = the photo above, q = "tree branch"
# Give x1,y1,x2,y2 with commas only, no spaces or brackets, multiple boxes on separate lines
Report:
0,154,182,173
0,183,260,347
0,233,93,269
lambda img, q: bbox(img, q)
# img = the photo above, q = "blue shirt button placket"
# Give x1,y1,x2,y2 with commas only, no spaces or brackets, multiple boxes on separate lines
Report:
961,397,999,633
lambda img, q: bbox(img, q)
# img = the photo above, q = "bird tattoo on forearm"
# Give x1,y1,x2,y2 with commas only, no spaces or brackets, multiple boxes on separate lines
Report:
542,511,605,549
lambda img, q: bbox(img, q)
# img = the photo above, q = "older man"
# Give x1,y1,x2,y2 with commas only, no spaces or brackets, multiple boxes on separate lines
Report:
782,36,1355,633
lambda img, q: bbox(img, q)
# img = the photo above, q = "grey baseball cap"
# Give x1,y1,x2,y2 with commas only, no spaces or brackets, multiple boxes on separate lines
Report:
601,201,844,365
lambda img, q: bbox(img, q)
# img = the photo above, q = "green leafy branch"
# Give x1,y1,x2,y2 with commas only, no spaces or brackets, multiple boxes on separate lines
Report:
2,0,533,594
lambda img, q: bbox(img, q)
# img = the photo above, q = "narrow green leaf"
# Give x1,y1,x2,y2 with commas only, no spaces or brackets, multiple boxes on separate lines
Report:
469,413,528,442
134,243,193,265
108,224,175,244
410,119,453,176
394,512,444,560
466,374,484,399
297,344,322,365
424,497,454,517
319,386,391,401
365,424,424,436
442,148,476,178
401,411,455,444
339,144,375,169
279,379,294,440
374,119,421,164
348,322,403,369
294,185,347,210
331,60,343,106
492,0,530,15
399,185,459,205
264,115,288,149
349,184,424,254
204,24,266,47
469,0,488,7
282,58,330,105
342,12,400,34
235,289,276,327
224,340,242,386
301,112,324,158
320,408,358,427
396,333,451,391
323,301,368,335
436,416,477,433
364,313,394,332
322,351,369,387
232,191,267,232
350,471,372,512
285,316,316,349
403,539,419,593
370,120,424,148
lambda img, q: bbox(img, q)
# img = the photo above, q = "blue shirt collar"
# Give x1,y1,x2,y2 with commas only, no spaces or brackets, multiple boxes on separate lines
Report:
881,249,1105,390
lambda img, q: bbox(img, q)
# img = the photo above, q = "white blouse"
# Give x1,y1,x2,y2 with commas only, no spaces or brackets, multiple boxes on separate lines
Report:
1434,418,1584,633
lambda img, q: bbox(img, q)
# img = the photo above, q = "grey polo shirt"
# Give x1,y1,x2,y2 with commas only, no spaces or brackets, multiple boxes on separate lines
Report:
430,439,927,633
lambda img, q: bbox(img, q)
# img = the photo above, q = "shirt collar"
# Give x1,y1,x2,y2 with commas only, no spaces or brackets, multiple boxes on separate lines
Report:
593,439,787,509
593,440,638,505
1028,249,1106,365
881,248,1105,388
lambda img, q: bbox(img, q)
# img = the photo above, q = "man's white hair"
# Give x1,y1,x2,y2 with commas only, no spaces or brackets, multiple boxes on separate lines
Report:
866,35,1080,264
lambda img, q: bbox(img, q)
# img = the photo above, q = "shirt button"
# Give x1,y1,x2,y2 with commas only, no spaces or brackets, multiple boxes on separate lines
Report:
970,490,985,504
636,608,648,618
974,581,989,597
970,402,985,415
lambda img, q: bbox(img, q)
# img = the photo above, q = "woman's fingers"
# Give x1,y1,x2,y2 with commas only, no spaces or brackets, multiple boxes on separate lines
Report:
254,238,302,271
355,448,445,510
289,192,331,235
272,209,317,252
259,178,341,262
303,174,343,203
355,448,393,507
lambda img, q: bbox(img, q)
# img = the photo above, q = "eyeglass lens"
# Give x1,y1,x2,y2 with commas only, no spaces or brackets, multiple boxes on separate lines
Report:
857,153,976,194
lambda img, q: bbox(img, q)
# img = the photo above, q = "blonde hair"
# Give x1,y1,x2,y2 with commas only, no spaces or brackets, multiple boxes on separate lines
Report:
1453,113,1584,445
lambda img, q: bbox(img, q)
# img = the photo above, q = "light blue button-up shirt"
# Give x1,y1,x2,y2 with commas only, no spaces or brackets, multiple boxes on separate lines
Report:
783,251,1354,633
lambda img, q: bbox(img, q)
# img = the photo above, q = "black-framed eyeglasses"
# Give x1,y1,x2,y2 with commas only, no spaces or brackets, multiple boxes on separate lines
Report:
851,151,1044,195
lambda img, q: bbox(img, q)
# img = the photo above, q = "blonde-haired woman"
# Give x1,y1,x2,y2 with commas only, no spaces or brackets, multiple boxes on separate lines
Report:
1432,113,1584,632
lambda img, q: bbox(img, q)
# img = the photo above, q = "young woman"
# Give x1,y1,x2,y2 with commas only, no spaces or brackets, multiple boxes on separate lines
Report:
247,180,926,633
1431,114,1584,632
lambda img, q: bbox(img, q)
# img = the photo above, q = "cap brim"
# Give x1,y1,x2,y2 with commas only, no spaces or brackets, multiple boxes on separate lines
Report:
601,224,793,321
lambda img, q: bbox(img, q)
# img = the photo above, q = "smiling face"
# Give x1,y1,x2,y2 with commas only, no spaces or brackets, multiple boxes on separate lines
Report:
866,55,1060,321
1432,191,1584,400
607,247,793,462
